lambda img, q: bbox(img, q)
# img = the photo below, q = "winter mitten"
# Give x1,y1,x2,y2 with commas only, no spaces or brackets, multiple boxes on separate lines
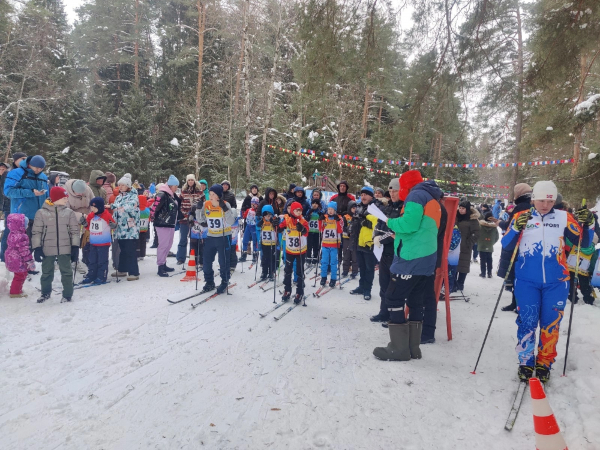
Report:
79,215,88,226
296,223,306,233
361,219,373,229
109,221,117,229
218,199,229,211
34,247,44,262
71,246,79,263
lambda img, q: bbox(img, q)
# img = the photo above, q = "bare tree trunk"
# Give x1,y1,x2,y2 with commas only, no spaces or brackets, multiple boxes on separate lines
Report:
510,0,524,201
196,0,206,117
260,3,282,173
377,97,382,133
134,0,139,88
243,0,251,178
361,80,370,139
4,46,34,163
435,133,442,179
235,0,247,116
227,70,234,181
572,54,588,176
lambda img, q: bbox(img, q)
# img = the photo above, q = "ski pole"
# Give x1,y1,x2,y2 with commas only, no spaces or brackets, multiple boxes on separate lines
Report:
313,228,325,287
254,227,260,281
272,241,277,304
563,198,586,376
471,213,528,374
336,218,342,288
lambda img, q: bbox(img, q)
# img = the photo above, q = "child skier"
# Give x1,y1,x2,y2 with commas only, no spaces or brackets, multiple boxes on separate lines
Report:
318,201,343,287
137,195,150,260
279,201,309,303
500,181,594,382
32,186,80,303
197,184,236,294
477,212,499,278
257,205,278,281
81,197,116,284
341,200,359,278
5,213,36,298
306,198,323,265
240,196,259,263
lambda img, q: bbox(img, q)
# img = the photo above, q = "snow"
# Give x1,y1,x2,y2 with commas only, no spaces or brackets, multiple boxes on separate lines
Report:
170,138,179,146
546,126,554,131
61,147,70,154
588,153,598,160
273,81,282,91
574,94,600,116
1,231,600,449
308,130,319,143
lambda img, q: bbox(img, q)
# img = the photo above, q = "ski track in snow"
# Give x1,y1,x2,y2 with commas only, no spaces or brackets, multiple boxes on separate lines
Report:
1,235,599,450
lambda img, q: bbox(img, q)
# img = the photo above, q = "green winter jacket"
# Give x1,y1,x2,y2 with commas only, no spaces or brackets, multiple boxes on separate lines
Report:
477,220,499,253
387,181,442,275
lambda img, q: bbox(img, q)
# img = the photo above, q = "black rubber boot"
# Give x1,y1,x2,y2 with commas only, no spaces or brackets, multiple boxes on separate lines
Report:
408,321,423,359
163,264,175,273
158,265,169,277
373,323,411,361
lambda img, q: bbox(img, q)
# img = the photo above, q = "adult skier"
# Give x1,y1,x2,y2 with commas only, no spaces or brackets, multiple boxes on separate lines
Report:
500,180,594,382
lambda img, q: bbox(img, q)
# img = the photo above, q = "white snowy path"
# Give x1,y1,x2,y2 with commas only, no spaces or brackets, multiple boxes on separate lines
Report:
1,237,599,449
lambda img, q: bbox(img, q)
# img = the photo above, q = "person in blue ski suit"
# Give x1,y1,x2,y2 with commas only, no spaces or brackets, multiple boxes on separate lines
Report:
499,180,594,382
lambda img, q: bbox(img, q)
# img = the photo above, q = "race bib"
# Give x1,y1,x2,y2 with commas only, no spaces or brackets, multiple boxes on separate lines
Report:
90,220,104,232
591,254,600,287
567,253,592,273
287,236,301,250
261,230,276,245
139,218,149,230
309,220,319,230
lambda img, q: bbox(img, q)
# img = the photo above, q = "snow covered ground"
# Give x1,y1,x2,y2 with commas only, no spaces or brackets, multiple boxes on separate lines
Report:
1,229,599,450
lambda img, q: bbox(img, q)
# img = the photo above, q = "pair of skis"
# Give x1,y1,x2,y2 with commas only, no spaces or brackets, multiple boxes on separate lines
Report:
167,283,237,306
73,281,111,290
260,296,307,320
247,279,271,289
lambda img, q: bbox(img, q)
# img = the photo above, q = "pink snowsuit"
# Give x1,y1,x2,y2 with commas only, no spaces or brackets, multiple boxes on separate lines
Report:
5,213,35,295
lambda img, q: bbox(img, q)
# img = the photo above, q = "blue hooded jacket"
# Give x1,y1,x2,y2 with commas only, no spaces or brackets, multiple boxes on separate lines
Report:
492,200,502,219
4,159,49,219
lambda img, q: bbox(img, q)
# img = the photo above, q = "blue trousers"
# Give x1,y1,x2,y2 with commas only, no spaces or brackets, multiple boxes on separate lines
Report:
203,236,231,285
242,224,257,253
87,245,110,282
0,225,8,262
320,246,339,279
514,278,568,368
176,221,190,261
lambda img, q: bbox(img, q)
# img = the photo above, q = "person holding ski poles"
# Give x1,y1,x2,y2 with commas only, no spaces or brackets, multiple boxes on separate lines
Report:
256,205,278,281
500,180,594,383
279,201,309,304
317,201,344,288
197,184,236,294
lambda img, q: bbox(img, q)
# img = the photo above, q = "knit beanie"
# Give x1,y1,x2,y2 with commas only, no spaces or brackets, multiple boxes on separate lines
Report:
50,186,68,203
513,183,532,200
29,155,46,169
375,188,385,196
209,184,224,199
531,181,557,201
251,196,260,205
459,200,471,210
167,175,179,186
117,176,132,188
399,170,424,201
311,198,321,206
123,173,132,180
72,179,87,194
483,211,493,221
138,195,148,210
360,186,374,197
105,172,116,185
12,152,27,161
327,201,337,211
90,197,105,214
186,174,196,182
221,180,231,188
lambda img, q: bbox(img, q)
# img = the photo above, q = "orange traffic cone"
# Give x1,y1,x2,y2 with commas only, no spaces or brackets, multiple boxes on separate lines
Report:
181,249,198,282
530,377,568,450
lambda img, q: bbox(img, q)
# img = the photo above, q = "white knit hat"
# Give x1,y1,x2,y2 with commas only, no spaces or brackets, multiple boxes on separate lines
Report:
117,176,132,188
531,181,557,201
186,174,196,181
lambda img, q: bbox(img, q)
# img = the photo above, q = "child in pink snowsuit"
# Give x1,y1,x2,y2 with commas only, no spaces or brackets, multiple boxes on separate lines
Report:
5,213,35,298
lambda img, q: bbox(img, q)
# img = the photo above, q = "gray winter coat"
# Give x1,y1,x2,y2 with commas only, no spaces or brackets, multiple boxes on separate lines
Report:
32,200,80,256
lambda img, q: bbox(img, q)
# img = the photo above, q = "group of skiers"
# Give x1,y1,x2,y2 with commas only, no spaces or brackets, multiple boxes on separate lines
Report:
1,151,599,380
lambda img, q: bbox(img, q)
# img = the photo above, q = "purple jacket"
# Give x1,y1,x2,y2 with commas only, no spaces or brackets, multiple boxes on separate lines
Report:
5,213,34,273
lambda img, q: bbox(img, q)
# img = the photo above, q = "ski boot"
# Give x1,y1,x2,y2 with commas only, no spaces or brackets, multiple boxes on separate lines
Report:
80,278,94,285
252,252,258,263
260,272,268,282
216,282,228,294
535,364,550,383
37,293,51,303
518,365,534,381
350,287,364,296
201,283,216,293
341,272,348,278
320,277,327,287
363,291,372,301
61,297,72,303
350,273,358,279
281,291,291,302
239,253,248,263
93,278,107,284
294,294,303,305
329,279,337,288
